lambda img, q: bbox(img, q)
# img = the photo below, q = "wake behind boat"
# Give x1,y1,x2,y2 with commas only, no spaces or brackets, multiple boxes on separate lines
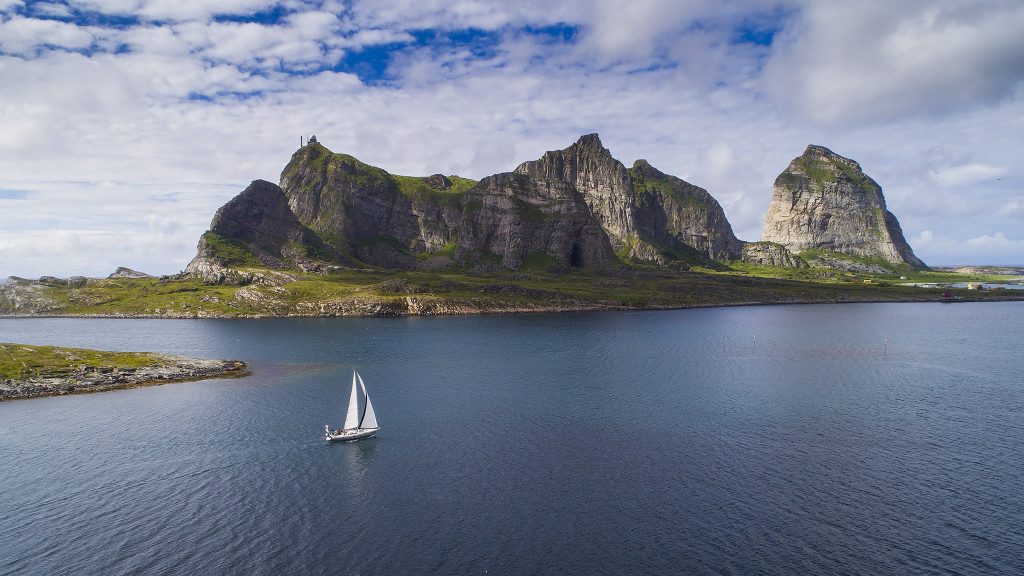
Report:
325,370,379,442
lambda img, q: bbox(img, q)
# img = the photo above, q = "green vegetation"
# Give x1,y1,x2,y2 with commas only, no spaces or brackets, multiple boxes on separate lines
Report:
392,174,476,207
798,249,911,273
713,256,1011,285
447,176,478,194
433,242,458,258
615,234,640,260
521,251,558,271
790,154,879,192
202,232,262,267
3,261,1019,320
791,155,834,184
511,196,550,223
52,277,252,316
629,170,708,212
0,343,165,380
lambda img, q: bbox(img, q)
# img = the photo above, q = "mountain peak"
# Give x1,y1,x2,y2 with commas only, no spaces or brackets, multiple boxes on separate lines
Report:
575,133,603,148
629,158,666,179
762,146,925,269
799,144,863,173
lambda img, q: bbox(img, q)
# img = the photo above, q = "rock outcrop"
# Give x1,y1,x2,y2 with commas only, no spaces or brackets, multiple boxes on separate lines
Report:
279,144,463,269
185,137,926,279
185,179,345,282
740,242,808,268
760,145,926,269
108,267,151,279
514,134,646,258
455,172,615,269
0,343,248,401
629,159,743,261
189,134,747,279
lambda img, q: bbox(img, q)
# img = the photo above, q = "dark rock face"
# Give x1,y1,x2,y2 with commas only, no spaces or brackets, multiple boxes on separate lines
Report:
740,241,808,268
629,159,743,261
208,179,327,259
761,145,926,269
456,172,615,269
514,134,640,257
108,267,151,279
184,179,341,281
188,134,751,278
279,144,461,268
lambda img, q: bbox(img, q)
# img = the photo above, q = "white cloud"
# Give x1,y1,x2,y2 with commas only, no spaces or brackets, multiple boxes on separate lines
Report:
764,0,1024,126
0,16,96,55
343,28,414,49
30,2,74,17
905,230,1024,265
1,0,1023,275
965,232,1020,249
68,0,281,21
930,163,1008,187
0,0,23,13
997,200,1024,221
347,0,553,32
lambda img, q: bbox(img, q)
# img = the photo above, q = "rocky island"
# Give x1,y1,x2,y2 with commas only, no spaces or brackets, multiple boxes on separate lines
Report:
1,135,1021,317
0,343,248,400
760,145,926,271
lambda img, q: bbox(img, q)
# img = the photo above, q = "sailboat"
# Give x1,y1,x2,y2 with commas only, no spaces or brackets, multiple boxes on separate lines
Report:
325,370,379,442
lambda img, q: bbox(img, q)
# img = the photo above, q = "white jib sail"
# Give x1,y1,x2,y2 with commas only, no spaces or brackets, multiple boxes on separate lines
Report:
357,372,378,429
343,371,360,430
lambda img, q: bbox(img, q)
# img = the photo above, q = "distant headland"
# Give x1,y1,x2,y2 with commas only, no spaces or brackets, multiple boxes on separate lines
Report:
2,135,1022,317
0,343,247,401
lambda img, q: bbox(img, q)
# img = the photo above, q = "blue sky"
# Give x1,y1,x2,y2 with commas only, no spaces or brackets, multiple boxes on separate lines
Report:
1,0,1022,277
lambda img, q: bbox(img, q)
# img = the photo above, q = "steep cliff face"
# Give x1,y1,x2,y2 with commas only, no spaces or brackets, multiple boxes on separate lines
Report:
185,179,342,281
188,134,751,279
514,134,657,260
278,143,464,268
629,159,743,261
456,173,615,269
740,242,808,268
761,145,926,269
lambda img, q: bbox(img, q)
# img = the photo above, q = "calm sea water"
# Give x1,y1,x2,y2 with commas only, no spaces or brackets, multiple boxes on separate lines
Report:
1,303,1022,575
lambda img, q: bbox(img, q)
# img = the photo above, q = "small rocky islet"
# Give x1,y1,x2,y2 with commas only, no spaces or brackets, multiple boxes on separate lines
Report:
1,135,1021,317
0,343,248,401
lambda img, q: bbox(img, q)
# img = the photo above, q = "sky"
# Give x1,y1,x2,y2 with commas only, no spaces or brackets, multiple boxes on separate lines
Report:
1,0,1022,278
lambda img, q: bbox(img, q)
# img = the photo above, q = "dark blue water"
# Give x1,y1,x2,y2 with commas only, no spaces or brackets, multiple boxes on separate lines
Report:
2,303,1023,575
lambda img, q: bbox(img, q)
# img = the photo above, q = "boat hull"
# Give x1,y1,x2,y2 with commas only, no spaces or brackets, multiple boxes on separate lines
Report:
325,428,379,442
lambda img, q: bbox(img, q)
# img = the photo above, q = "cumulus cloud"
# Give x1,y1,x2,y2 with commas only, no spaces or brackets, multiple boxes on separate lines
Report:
908,230,1023,265
0,0,1022,275
347,0,557,32
997,200,1024,221
69,0,282,21
764,0,1024,126
30,2,73,17
0,16,97,55
930,163,1008,187
965,231,1023,252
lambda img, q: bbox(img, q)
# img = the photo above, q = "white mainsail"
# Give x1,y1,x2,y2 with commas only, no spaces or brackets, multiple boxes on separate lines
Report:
343,371,360,430
357,372,378,429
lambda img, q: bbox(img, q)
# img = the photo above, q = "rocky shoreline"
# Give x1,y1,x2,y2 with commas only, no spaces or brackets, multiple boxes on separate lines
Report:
0,355,248,401
2,290,1021,320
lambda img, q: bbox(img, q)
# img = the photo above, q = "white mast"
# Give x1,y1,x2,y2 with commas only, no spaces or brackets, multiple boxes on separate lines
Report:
343,371,360,430
357,372,378,429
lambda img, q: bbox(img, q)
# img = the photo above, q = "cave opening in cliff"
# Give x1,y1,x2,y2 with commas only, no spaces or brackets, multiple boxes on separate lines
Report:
570,243,584,267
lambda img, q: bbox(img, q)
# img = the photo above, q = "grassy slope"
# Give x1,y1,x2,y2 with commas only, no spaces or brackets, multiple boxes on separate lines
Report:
0,343,167,380
709,261,1012,284
3,262,1020,318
